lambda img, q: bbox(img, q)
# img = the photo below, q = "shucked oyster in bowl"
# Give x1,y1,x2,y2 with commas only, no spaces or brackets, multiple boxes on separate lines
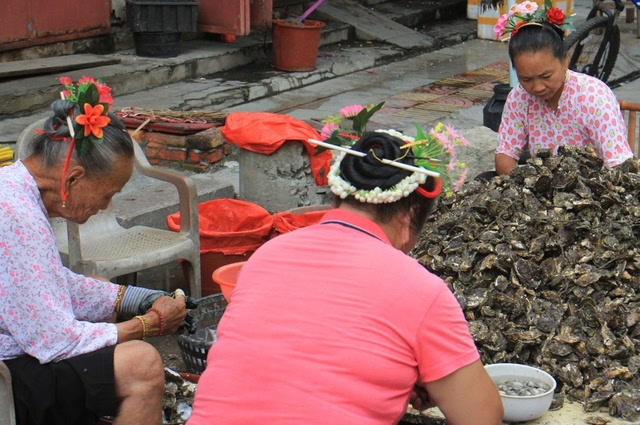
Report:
485,363,556,423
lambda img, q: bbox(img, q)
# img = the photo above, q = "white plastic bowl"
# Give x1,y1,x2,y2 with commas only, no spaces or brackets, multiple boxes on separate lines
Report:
485,363,557,423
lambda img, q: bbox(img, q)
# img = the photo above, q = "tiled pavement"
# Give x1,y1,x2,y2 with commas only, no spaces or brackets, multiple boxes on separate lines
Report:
370,61,510,128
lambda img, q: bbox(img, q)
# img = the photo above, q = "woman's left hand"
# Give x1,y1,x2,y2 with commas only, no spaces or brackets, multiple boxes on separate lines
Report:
409,383,435,411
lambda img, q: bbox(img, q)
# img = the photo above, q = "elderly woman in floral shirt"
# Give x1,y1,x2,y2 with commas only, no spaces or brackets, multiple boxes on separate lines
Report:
0,77,195,425
493,2,632,175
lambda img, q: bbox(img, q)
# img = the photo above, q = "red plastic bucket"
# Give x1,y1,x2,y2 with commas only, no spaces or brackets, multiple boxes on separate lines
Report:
167,199,273,296
272,19,325,72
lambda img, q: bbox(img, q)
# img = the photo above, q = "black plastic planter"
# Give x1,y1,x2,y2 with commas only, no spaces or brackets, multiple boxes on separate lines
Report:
483,83,512,132
133,32,181,57
126,0,198,57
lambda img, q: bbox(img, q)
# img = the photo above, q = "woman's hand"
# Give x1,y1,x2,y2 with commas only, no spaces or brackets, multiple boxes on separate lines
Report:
116,291,190,342
148,293,187,335
409,383,435,411
495,153,518,175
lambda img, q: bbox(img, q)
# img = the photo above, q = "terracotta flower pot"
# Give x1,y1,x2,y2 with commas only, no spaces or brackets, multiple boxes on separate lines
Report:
271,19,325,72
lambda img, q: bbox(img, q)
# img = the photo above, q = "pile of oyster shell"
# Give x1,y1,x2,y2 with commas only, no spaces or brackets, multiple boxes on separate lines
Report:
413,147,640,420
163,368,197,424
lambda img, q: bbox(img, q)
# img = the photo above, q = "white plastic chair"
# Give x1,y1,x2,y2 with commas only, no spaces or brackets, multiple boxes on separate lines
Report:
0,361,16,425
16,119,202,298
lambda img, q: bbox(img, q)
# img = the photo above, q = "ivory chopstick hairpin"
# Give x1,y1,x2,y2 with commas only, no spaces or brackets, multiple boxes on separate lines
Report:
60,92,76,138
307,138,440,178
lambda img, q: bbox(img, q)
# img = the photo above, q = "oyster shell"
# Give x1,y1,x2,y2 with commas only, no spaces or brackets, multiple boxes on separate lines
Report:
414,147,640,419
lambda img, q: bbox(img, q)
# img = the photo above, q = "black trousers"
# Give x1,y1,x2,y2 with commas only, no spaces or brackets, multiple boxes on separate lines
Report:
4,345,117,425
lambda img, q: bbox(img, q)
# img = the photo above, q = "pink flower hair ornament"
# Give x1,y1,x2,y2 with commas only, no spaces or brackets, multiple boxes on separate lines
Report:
406,122,469,197
494,0,574,41
319,102,385,147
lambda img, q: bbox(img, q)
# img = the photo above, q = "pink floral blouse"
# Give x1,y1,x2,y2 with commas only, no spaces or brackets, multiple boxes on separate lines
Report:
0,161,119,363
497,70,633,167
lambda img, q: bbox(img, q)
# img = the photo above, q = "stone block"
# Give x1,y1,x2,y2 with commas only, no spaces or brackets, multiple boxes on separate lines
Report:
140,131,188,148
187,127,225,151
238,141,328,213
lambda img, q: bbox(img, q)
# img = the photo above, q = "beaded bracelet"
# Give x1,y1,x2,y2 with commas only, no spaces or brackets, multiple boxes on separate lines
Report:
114,285,126,315
134,315,149,339
148,308,165,336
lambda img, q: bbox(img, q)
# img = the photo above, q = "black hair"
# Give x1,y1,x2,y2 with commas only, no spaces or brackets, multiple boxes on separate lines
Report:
29,99,134,177
508,22,566,63
333,131,438,233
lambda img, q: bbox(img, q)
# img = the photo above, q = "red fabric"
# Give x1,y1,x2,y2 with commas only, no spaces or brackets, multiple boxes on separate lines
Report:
221,112,331,185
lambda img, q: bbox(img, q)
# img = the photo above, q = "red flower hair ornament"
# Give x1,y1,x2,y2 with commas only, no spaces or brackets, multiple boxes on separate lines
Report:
56,76,114,206
494,0,574,41
59,76,113,153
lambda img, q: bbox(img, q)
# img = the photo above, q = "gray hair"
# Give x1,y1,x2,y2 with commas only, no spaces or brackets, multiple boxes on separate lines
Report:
29,99,134,177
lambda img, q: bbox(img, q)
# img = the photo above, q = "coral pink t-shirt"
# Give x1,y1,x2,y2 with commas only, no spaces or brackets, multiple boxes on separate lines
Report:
497,70,633,167
188,209,479,425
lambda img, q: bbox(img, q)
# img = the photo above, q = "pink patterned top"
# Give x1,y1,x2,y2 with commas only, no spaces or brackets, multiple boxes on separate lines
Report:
0,161,119,363
497,70,633,167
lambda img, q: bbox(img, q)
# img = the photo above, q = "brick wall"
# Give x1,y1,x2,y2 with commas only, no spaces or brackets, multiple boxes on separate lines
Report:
130,126,233,172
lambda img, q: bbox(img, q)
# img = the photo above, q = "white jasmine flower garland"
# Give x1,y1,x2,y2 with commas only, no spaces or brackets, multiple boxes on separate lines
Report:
319,99,468,198
328,127,429,204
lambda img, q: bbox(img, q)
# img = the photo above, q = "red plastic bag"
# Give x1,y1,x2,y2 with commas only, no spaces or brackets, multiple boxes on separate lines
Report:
167,198,274,255
221,112,332,186
272,209,329,235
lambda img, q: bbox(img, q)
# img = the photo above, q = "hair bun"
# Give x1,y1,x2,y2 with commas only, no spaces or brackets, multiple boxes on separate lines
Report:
339,131,413,191
43,99,76,138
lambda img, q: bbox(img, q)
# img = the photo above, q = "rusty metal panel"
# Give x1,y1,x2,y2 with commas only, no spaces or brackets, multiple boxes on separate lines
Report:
0,0,111,52
0,0,31,46
197,0,250,36
31,0,111,37
250,0,273,29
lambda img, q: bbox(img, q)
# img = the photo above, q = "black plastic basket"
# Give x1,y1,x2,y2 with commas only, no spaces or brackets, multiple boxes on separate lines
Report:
174,293,227,374
126,0,199,33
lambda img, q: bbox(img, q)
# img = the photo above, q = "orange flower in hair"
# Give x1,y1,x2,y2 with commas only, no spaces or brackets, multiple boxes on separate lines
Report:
76,103,111,138
57,76,115,206
59,76,113,155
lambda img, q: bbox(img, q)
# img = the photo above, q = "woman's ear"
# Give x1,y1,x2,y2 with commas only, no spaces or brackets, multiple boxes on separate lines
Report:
396,211,416,254
65,165,87,186
562,52,570,70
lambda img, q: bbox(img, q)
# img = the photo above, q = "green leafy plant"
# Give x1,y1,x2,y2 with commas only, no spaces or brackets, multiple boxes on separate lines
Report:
318,102,385,150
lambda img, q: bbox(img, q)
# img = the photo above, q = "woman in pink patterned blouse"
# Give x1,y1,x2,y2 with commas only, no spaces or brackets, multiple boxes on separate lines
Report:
495,22,633,175
0,77,197,425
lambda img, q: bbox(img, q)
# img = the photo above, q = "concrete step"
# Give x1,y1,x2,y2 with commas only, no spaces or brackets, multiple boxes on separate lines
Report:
0,0,468,141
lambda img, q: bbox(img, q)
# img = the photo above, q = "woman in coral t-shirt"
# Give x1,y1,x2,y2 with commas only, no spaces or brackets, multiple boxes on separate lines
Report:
188,131,503,425
494,11,632,175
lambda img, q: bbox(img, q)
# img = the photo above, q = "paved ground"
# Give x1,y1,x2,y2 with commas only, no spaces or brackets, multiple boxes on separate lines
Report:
2,1,640,422
148,24,640,425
